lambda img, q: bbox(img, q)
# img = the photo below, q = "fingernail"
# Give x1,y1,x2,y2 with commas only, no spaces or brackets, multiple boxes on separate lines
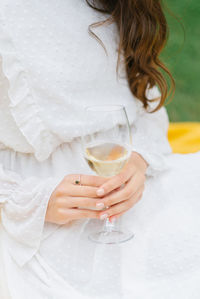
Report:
97,188,105,197
96,202,105,209
100,213,108,220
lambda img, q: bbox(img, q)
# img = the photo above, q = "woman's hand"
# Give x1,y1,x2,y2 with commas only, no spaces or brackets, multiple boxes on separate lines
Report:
96,152,148,222
45,174,108,225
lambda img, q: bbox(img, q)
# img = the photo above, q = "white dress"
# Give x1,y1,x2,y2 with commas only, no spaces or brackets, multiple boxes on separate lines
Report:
0,1,200,299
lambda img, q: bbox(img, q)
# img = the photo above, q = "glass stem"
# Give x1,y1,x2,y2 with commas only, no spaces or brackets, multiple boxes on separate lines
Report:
104,218,116,233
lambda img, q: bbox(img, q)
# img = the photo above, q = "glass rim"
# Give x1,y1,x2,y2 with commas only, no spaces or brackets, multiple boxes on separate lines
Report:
84,104,126,112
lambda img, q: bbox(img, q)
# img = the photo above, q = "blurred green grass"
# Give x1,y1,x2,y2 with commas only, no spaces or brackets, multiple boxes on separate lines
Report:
162,0,200,122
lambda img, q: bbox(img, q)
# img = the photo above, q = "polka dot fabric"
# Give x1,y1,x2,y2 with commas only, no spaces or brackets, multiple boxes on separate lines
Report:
0,1,200,299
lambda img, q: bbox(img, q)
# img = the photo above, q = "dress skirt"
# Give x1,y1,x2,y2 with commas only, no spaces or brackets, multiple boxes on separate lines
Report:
0,139,200,299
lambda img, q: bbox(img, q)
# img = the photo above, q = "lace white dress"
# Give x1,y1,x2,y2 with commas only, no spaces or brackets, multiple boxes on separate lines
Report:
0,1,200,299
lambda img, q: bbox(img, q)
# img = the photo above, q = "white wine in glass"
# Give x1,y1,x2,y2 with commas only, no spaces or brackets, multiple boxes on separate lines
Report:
82,105,134,244
85,142,130,177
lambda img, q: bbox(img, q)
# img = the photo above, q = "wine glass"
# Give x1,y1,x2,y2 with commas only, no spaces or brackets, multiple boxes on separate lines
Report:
81,105,134,244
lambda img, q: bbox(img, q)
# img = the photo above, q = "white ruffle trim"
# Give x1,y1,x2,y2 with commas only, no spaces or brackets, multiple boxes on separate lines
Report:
132,147,170,177
0,17,62,162
1,174,60,267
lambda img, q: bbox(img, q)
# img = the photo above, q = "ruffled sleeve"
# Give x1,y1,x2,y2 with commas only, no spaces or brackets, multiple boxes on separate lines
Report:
0,163,60,267
0,11,62,162
131,86,172,176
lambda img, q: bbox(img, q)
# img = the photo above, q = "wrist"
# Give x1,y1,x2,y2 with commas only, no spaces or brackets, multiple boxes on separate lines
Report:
131,151,148,173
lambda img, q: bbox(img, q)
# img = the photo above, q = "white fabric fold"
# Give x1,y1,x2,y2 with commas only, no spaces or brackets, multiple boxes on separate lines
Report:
0,163,60,267
0,12,62,162
131,90,172,176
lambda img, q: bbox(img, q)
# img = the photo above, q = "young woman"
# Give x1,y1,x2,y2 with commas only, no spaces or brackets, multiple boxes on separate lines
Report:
0,1,200,298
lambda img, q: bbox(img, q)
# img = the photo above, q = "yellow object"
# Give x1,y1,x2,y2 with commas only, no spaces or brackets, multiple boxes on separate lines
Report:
168,122,200,154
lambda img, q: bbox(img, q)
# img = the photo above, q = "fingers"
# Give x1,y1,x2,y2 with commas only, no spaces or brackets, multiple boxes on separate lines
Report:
52,184,144,225
109,194,143,222
58,208,99,221
96,166,136,197
96,172,145,208
56,196,99,209
99,187,143,220
59,175,109,198
65,174,109,187
68,184,100,198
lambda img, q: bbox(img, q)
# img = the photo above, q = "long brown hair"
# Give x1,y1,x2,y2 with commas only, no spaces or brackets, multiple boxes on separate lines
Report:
86,0,175,112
